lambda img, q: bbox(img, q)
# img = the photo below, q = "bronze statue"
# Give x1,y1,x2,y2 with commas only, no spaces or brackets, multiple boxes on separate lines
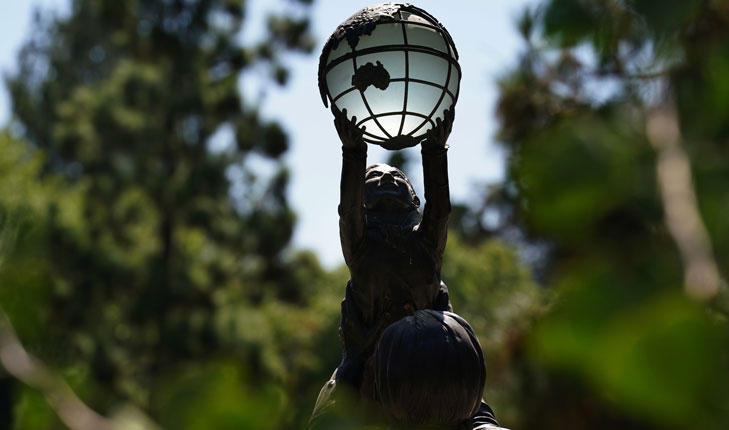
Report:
309,107,500,429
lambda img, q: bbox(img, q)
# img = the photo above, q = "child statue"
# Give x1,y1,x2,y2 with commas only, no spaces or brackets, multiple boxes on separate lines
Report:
309,107,501,429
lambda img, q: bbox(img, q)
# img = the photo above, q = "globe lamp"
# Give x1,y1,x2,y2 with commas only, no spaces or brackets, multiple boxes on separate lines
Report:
318,3,461,150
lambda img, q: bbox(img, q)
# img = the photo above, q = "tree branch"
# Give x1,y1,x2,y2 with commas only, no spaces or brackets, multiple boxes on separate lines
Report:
646,92,722,300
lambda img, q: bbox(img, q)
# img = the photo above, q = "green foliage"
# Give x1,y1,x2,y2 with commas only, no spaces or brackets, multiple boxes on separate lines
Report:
535,287,726,427
0,0,347,427
11,0,729,427
542,0,598,47
0,128,346,426
153,362,281,429
626,0,702,35
14,386,60,430
494,0,729,428
0,120,539,425
444,234,541,343
0,136,53,349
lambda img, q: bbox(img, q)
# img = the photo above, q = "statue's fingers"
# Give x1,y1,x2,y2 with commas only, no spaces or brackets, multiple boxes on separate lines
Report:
436,118,445,133
447,109,455,126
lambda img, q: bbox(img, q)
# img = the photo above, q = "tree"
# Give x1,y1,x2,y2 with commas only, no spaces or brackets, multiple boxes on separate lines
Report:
4,0,320,425
494,0,729,428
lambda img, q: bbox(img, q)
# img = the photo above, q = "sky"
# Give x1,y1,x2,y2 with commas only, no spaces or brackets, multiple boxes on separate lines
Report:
0,0,535,268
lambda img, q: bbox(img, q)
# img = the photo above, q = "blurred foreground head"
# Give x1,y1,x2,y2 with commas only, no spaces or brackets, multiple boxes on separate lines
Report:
374,310,485,427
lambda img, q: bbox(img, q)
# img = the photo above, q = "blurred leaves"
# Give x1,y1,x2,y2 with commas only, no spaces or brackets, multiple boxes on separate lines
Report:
626,0,702,35
0,0,332,427
0,115,540,427
534,287,726,427
154,362,281,430
494,0,729,428
5,0,729,428
515,108,659,240
542,0,598,47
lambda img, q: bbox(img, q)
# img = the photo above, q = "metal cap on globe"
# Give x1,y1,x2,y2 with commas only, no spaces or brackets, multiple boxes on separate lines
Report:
318,3,461,150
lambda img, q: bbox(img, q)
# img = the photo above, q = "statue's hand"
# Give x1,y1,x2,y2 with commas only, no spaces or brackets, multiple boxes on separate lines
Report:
422,107,454,152
333,106,367,151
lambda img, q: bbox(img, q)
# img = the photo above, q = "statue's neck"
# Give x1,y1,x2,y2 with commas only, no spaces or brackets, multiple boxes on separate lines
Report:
365,210,419,228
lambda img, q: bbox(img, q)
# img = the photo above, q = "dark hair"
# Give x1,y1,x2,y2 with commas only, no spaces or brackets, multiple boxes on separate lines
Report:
373,310,485,427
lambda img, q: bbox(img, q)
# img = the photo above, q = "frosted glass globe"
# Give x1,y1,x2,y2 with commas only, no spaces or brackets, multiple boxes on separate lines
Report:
318,3,461,150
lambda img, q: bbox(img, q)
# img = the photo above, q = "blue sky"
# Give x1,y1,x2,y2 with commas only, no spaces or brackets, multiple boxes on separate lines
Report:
0,1,69,122
0,0,535,268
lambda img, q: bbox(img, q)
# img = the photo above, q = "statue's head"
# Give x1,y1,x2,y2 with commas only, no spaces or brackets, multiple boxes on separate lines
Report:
364,163,420,214
374,310,486,427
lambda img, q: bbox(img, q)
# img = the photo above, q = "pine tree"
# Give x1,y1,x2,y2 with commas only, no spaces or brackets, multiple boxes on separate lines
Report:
6,0,315,414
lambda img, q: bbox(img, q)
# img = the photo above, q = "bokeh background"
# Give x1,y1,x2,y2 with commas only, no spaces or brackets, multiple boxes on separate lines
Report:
0,0,728,429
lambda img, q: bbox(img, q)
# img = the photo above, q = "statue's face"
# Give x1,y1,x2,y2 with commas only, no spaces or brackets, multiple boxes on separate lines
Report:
364,164,417,212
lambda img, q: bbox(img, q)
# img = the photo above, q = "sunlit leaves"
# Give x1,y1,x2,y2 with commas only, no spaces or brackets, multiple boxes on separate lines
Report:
0,135,56,348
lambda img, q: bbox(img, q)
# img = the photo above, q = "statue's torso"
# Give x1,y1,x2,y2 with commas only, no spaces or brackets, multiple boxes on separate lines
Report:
348,223,441,326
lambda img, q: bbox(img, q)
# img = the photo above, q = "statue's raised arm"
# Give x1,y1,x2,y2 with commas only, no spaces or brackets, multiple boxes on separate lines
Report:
418,107,455,262
334,107,368,266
